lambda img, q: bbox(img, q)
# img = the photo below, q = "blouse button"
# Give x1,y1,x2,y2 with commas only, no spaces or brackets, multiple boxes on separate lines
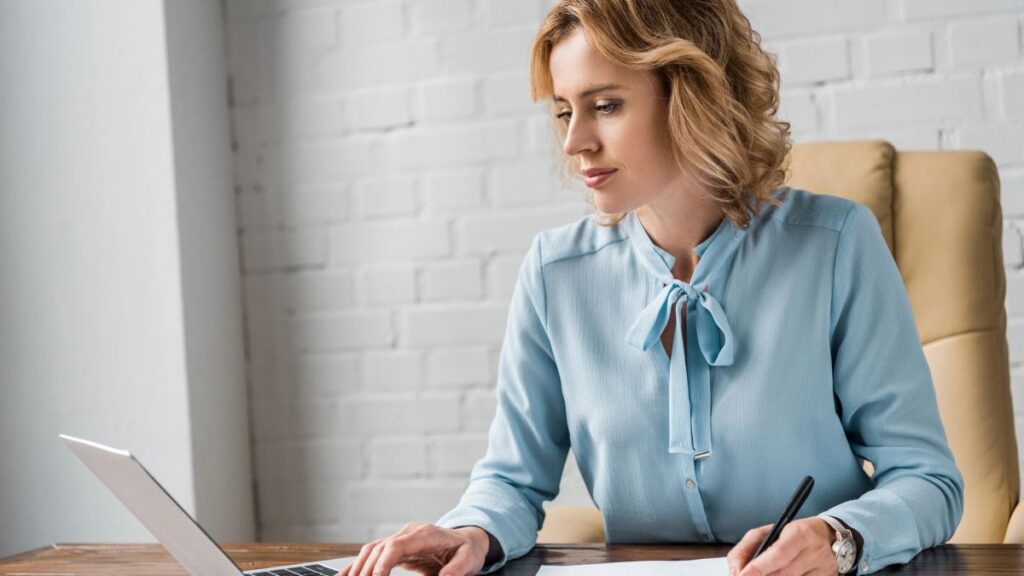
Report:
686,479,696,489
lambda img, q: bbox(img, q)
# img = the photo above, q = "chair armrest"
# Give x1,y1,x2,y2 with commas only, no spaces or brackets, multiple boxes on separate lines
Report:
1004,500,1024,544
537,505,605,544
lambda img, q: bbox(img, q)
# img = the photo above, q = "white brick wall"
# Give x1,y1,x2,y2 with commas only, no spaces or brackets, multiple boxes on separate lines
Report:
864,28,933,77
224,0,1024,541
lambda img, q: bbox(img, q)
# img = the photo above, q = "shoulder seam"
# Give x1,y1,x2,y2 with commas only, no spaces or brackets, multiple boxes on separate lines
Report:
760,188,855,233
830,202,861,331
535,235,550,332
540,233,629,268
775,218,847,233
832,202,860,278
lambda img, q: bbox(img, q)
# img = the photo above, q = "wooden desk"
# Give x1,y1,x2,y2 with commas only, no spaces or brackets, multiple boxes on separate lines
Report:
1,542,1022,575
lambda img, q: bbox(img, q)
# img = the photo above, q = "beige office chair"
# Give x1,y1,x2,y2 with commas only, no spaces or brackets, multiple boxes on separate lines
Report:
538,140,1024,545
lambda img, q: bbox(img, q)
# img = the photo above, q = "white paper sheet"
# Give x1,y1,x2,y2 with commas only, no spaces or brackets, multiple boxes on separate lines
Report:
536,556,728,576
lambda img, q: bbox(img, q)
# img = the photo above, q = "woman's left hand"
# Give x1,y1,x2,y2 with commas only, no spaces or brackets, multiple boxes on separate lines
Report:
726,518,838,576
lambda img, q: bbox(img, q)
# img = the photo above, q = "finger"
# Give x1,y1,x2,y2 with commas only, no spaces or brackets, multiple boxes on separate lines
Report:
727,525,773,574
402,528,459,559
340,545,362,576
358,541,386,576
438,544,479,576
375,529,452,576
739,524,811,576
348,524,421,576
374,540,415,576
347,540,381,576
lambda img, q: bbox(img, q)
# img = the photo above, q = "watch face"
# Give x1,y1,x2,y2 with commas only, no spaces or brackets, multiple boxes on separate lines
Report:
838,540,855,558
836,540,856,572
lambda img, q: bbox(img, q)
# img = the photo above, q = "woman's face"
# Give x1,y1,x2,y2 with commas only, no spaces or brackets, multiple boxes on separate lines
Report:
549,27,683,215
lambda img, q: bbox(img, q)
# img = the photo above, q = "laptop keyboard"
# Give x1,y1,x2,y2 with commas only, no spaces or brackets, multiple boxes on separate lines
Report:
249,564,338,576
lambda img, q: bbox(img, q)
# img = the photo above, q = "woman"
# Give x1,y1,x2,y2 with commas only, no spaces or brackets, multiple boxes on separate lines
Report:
340,1,964,575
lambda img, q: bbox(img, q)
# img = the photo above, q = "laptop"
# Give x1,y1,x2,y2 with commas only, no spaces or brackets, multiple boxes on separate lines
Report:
59,434,417,576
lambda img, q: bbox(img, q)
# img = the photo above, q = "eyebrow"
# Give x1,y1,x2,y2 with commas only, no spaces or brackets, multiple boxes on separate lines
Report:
552,83,627,103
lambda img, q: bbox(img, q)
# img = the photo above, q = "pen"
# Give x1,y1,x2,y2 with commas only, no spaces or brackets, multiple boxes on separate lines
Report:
751,475,814,559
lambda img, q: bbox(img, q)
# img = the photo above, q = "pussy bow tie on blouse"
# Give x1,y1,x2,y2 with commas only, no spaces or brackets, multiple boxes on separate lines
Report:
625,277,736,459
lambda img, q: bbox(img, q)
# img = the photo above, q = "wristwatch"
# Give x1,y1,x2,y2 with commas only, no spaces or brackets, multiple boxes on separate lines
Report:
820,515,858,574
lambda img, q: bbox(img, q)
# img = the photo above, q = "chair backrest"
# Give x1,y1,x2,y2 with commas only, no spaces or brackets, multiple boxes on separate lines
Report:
785,139,1020,543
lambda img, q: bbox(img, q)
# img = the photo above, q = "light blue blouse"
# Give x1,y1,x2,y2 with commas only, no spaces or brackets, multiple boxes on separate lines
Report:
435,187,964,575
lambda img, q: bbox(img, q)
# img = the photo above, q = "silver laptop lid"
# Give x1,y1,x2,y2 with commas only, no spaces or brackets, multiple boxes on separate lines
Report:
59,434,242,575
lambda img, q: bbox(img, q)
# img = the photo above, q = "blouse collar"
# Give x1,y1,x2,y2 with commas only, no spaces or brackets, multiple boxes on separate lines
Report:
624,209,733,285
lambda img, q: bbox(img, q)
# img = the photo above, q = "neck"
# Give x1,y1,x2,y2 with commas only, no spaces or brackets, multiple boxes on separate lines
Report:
635,188,725,281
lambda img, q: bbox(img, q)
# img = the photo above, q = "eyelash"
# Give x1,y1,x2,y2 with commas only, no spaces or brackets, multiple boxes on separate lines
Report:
556,102,620,122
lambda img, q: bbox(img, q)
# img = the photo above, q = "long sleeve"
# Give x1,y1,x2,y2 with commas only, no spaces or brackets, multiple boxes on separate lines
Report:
816,203,965,574
435,234,570,574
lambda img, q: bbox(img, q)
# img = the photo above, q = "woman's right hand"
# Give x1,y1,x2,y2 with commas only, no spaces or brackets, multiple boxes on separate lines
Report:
339,522,490,576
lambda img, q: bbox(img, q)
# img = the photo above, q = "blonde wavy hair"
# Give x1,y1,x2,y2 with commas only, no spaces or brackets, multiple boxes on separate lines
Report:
529,0,791,229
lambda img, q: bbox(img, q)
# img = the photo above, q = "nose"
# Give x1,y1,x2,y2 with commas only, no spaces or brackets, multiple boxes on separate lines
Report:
562,116,599,157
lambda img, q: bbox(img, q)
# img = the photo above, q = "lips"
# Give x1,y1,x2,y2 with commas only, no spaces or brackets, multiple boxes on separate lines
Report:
585,170,614,188
583,168,617,189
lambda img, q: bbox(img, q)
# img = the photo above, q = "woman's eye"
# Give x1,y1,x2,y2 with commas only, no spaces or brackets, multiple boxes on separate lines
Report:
556,102,620,122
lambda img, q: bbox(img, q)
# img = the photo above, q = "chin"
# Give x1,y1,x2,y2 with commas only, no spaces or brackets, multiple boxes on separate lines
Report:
593,193,636,216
